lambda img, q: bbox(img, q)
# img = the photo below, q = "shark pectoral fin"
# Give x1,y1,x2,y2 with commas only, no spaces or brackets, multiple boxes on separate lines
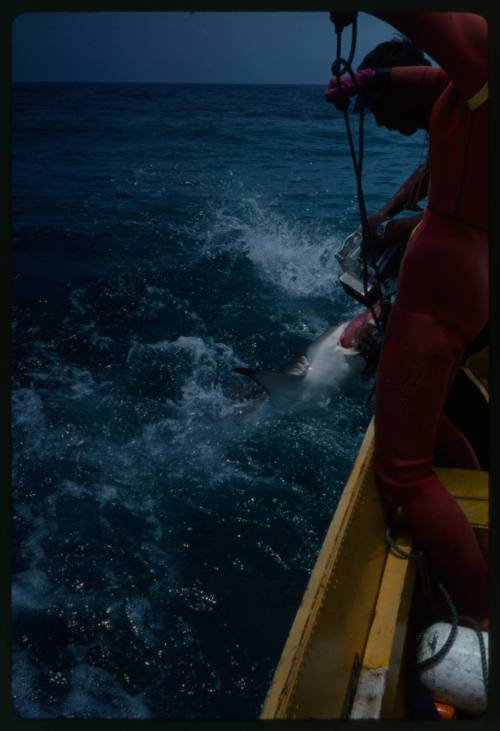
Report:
234,368,305,404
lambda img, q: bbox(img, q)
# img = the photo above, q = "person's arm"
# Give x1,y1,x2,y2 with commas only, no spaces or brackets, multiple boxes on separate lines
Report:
367,164,428,245
326,65,448,112
386,66,449,111
378,163,429,219
381,214,423,245
367,213,423,251
330,12,487,104
372,12,487,103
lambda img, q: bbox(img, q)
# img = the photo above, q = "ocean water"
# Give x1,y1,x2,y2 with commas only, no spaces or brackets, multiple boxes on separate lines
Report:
11,83,428,719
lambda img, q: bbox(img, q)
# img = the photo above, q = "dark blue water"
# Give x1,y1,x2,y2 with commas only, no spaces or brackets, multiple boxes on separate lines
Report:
11,83,428,719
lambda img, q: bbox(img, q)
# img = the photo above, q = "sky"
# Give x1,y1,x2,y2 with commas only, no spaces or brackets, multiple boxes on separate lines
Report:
12,12,402,84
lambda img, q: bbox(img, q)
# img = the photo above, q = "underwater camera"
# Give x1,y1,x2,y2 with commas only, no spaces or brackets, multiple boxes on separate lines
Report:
335,226,404,305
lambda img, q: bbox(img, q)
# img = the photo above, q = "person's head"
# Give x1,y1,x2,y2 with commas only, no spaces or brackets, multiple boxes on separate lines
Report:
356,36,432,135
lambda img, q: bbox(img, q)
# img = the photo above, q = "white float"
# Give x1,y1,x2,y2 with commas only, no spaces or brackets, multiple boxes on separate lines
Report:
417,622,488,715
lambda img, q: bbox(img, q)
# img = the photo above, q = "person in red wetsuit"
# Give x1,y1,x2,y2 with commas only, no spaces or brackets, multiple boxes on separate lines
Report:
327,12,488,626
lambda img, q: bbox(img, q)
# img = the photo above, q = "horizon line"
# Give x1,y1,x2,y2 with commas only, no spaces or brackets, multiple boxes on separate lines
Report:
12,80,326,87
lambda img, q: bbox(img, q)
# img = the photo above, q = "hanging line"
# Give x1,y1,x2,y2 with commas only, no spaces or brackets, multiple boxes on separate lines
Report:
332,21,391,335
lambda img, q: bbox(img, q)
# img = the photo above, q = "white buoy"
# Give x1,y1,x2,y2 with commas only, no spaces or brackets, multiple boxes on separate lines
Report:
417,622,488,715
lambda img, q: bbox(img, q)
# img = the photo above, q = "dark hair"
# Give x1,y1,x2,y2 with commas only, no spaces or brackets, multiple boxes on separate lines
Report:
358,36,431,70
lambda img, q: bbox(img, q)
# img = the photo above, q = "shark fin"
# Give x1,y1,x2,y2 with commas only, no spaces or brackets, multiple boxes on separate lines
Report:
234,367,305,404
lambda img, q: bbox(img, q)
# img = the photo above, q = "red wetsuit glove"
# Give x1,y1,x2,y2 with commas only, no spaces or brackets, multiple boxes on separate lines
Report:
324,68,375,110
340,307,381,349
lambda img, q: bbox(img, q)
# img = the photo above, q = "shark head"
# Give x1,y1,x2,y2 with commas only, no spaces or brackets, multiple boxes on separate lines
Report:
235,319,368,408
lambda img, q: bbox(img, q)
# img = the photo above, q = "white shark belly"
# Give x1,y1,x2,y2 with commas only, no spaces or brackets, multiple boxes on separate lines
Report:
303,324,365,392
235,320,366,406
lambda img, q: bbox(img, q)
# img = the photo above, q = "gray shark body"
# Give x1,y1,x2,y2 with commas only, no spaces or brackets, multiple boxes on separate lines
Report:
235,322,366,408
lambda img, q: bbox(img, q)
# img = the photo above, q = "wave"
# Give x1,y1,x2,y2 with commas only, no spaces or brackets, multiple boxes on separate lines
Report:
200,191,348,300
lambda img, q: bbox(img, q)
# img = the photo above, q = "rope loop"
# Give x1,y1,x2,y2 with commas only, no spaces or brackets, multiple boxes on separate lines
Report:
331,57,350,78
385,526,423,560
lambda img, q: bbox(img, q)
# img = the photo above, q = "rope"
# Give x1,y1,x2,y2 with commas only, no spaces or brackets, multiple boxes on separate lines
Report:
332,22,390,335
457,614,489,693
416,583,459,671
385,526,423,560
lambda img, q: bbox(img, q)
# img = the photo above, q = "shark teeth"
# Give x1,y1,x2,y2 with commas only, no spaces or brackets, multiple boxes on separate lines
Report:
285,355,311,377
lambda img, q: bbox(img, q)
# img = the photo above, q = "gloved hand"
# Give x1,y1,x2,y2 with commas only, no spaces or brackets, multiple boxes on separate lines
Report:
329,12,357,32
324,68,375,110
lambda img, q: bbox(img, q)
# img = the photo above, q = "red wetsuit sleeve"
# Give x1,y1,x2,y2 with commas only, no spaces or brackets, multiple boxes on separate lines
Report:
389,66,449,108
373,12,488,102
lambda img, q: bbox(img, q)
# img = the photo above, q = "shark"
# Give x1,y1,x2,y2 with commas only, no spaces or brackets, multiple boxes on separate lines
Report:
235,311,378,408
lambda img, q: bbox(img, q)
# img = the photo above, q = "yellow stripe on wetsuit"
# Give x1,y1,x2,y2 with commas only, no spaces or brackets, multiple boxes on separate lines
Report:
410,219,423,240
467,81,488,111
